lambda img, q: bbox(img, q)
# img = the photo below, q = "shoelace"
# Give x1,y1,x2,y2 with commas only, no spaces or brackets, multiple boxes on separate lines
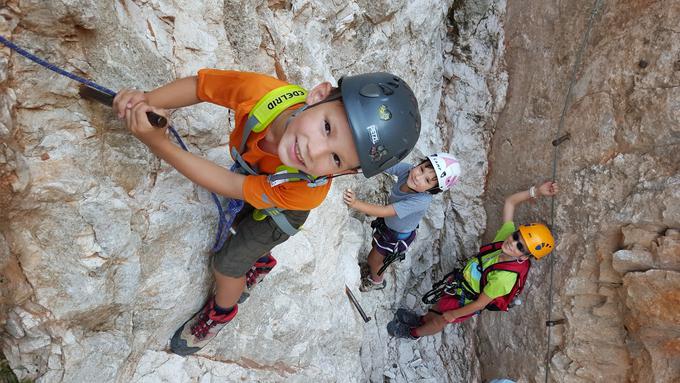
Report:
190,311,217,339
245,265,274,288
245,257,276,288
245,267,259,288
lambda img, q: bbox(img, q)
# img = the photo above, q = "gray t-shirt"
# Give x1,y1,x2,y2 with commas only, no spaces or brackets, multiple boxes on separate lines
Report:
383,163,433,233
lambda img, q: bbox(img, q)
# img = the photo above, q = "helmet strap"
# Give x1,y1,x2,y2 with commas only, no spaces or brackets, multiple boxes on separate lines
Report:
281,93,352,181
283,92,342,129
283,104,308,130
327,168,360,181
306,92,343,110
427,186,442,193
402,184,418,194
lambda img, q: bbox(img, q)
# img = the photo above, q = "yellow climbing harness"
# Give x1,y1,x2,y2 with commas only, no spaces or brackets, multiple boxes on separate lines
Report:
231,84,322,234
247,85,308,133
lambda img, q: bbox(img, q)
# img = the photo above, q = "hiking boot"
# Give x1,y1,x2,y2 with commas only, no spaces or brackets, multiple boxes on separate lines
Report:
170,297,238,356
239,254,278,303
387,319,417,340
359,275,386,292
395,308,423,328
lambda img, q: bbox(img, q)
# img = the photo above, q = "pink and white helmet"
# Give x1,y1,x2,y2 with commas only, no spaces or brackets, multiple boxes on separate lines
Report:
426,153,461,191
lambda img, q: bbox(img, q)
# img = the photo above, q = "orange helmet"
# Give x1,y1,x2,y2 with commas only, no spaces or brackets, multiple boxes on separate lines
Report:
518,223,554,259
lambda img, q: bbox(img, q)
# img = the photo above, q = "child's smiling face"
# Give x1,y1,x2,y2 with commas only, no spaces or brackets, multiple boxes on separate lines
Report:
405,162,438,193
277,85,359,177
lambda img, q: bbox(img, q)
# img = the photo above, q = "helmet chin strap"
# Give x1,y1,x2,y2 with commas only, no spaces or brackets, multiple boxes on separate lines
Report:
284,91,344,129
326,169,360,181
282,104,308,131
281,94,352,180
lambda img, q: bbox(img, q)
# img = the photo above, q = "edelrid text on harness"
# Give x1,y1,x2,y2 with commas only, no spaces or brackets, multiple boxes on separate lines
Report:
228,84,328,236
422,241,532,312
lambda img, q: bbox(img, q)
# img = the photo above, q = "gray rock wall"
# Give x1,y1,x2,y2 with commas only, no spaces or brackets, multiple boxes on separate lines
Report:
0,0,505,382
359,1,508,382
5,0,675,382
482,0,680,382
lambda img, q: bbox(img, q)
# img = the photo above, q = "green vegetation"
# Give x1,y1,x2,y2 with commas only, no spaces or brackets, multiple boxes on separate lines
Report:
0,353,21,383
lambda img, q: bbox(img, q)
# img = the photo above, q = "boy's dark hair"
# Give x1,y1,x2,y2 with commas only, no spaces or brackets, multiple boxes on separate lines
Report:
417,158,442,195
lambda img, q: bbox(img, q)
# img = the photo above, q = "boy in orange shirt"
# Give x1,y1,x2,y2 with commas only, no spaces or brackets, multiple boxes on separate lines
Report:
114,70,421,355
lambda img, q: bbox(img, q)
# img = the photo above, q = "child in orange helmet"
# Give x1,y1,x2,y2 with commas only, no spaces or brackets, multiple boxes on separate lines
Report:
388,181,558,340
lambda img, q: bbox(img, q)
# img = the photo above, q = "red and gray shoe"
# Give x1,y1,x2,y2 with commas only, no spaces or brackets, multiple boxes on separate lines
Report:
239,254,277,303
170,297,238,356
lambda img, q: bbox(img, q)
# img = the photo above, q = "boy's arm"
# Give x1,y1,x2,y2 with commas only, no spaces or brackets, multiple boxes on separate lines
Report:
126,102,244,199
349,200,398,218
150,140,245,199
442,293,494,322
114,76,200,118
502,181,559,222
146,76,201,109
343,189,397,217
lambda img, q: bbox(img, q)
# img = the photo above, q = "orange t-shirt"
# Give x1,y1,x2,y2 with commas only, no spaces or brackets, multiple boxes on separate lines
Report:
196,69,332,211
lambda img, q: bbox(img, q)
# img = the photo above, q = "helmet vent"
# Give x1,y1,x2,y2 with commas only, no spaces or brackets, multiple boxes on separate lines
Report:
378,84,394,95
359,83,381,97
387,81,399,88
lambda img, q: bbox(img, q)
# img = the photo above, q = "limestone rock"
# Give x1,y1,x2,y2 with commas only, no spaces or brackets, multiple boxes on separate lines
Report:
621,224,665,250
4,0,677,382
612,249,655,273
480,0,680,382
614,228,680,274
623,270,680,383
0,0,497,382
654,230,680,271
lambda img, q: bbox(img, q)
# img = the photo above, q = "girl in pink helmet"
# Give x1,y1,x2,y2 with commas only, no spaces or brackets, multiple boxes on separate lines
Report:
344,153,462,292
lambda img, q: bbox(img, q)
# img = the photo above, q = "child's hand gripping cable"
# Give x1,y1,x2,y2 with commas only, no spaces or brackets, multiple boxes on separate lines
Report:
78,85,167,128
123,101,171,147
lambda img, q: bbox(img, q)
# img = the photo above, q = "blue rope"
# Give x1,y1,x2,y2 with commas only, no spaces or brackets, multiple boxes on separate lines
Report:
211,164,244,252
0,34,240,252
0,35,116,96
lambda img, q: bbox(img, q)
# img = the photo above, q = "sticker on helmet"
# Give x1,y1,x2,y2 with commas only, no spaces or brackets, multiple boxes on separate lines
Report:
366,124,380,144
369,144,388,162
444,176,458,188
377,104,392,121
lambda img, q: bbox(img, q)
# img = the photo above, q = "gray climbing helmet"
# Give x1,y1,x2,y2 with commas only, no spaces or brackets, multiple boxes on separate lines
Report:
339,72,421,178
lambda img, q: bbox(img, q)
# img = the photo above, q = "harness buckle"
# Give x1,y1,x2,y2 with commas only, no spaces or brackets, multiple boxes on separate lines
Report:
442,279,460,296
252,209,267,221
306,177,328,188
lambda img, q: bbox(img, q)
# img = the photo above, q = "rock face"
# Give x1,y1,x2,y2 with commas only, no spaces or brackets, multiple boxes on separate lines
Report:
2,0,678,382
0,0,505,382
480,0,680,382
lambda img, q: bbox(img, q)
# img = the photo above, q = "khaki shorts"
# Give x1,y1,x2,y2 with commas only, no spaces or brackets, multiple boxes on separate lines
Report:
212,204,309,277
